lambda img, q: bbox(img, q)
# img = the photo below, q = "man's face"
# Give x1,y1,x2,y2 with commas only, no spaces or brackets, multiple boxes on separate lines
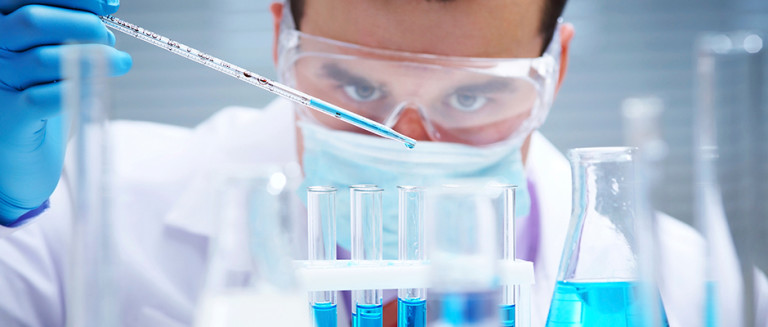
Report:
293,0,549,142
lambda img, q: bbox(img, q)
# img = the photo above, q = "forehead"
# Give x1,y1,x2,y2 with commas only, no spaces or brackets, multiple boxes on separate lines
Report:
299,0,545,59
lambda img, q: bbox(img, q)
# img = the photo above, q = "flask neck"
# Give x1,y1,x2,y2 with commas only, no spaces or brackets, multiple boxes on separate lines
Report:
559,147,638,281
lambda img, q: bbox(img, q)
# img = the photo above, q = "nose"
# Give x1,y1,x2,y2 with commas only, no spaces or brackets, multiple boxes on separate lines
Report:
391,106,433,141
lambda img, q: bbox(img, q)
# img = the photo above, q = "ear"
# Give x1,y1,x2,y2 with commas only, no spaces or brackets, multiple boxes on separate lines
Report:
270,2,284,66
555,22,574,96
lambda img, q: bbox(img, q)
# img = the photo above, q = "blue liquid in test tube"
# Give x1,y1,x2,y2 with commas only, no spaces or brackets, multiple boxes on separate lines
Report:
307,186,338,327
495,185,517,327
397,186,427,327
313,302,338,327
499,304,516,327
351,186,384,327
398,298,426,327
354,303,383,327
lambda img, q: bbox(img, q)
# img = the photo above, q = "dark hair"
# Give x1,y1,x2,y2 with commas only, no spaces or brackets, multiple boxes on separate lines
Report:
288,0,568,55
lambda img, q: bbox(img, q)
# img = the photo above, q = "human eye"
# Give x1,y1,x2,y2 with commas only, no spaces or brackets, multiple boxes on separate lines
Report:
341,81,383,102
447,92,488,112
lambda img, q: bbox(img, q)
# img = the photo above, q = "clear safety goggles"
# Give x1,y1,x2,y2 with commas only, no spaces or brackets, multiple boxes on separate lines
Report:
277,18,561,146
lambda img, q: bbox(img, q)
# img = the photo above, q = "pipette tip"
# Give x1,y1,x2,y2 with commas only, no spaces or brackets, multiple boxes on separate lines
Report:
386,130,416,149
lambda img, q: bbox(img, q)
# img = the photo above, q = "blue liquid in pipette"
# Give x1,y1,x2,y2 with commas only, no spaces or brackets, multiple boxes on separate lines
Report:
397,298,426,327
545,280,669,327
353,303,383,327
499,304,515,327
308,98,416,149
312,302,337,327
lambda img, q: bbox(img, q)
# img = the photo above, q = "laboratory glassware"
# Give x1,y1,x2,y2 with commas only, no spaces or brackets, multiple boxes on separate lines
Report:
622,97,667,327
397,186,427,327
98,15,415,149
545,147,669,327
65,46,119,327
491,185,518,327
425,184,500,327
307,186,338,327
196,165,308,327
351,186,384,327
695,31,767,327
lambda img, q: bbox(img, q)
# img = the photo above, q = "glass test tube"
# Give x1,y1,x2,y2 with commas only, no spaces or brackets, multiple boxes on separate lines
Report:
495,185,517,327
695,31,766,327
308,186,338,327
397,186,427,327
351,186,384,327
65,46,119,327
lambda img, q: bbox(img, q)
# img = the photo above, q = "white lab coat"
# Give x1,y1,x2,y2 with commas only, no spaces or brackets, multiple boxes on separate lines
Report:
0,98,753,326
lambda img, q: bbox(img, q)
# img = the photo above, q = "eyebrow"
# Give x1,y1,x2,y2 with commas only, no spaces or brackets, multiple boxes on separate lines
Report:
321,62,375,86
453,79,513,94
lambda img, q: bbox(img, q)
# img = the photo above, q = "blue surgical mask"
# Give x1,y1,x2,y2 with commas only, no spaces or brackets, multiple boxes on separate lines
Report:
298,122,531,260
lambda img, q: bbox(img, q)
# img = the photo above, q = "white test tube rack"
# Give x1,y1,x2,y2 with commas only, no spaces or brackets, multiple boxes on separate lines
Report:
294,259,534,327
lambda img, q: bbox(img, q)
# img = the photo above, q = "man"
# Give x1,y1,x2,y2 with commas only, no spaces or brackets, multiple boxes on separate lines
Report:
0,0,717,326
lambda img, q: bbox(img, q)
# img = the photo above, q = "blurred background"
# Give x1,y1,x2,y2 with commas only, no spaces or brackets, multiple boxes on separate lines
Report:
110,0,768,227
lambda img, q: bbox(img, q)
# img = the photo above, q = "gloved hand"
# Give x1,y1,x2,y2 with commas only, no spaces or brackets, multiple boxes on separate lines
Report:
0,0,132,224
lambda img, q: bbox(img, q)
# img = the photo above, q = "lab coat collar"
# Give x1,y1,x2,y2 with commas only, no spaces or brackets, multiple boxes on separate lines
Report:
163,100,300,238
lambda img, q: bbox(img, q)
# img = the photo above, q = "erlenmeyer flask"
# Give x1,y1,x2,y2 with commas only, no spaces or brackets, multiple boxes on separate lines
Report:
545,147,669,327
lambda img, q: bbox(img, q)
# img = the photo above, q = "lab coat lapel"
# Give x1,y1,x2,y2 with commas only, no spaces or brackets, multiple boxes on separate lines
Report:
163,101,300,240
525,132,573,326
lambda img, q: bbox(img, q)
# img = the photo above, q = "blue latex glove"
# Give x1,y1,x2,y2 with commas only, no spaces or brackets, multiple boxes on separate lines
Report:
0,0,132,224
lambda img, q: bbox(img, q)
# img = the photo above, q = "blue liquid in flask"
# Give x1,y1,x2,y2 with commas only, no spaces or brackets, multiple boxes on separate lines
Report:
312,302,337,327
398,298,426,327
500,304,516,327
545,280,669,327
353,303,383,327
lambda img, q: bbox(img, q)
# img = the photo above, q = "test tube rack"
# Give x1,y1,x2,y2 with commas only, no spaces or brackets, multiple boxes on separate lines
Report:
294,259,534,327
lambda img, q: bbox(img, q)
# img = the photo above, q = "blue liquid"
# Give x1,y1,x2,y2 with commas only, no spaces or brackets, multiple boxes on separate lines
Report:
312,302,337,327
705,281,718,327
546,281,669,327
308,98,416,149
398,298,426,327
429,290,498,326
353,303,383,327
500,304,516,326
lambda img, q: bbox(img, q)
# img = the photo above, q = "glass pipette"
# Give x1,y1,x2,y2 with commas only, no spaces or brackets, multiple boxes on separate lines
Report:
98,15,416,149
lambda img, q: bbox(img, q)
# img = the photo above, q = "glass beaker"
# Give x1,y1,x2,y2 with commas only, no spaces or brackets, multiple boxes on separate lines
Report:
195,164,309,327
545,147,669,327
425,184,500,327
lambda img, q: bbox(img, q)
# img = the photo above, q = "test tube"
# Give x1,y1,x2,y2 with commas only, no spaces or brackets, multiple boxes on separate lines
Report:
308,186,338,327
351,186,384,327
493,185,517,327
397,186,427,327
